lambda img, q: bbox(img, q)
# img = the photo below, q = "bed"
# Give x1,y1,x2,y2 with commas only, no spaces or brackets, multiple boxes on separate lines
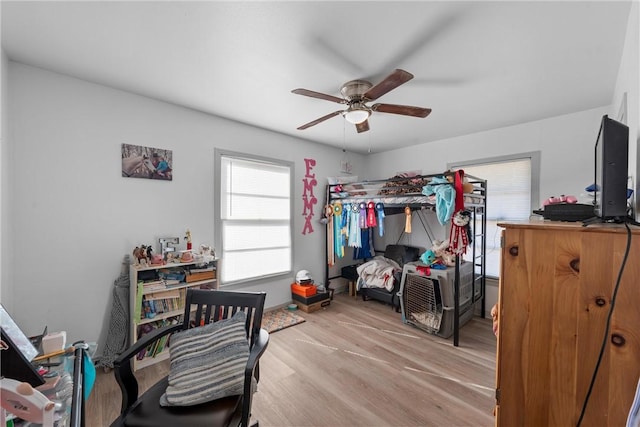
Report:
323,171,487,346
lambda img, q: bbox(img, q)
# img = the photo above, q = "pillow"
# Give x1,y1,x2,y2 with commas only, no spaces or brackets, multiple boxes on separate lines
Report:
159,311,249,406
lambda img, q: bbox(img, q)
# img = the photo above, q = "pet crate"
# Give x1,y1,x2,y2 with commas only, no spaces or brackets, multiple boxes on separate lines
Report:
399,261,475,338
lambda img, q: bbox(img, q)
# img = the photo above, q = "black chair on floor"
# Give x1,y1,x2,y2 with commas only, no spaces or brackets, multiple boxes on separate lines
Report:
360,244,421,312
111,289,269,427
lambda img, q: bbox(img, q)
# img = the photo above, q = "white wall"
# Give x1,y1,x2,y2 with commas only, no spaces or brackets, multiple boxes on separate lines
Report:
7,62,364,345
1,47,13,310
364,107,609,205
612,0,639,219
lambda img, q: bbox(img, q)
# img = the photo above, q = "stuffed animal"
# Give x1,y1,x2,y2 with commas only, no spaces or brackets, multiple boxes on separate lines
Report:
431,239,456,267
449,210,473,255
132,245,148,265
420,249,437,266
150,254,164,265
419,249,447,270
491,304,499,337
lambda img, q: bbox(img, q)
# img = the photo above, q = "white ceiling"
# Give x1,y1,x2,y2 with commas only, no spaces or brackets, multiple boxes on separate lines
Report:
1,1,632,154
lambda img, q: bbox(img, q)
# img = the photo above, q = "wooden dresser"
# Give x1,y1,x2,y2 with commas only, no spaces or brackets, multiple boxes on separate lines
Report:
495,221,640,426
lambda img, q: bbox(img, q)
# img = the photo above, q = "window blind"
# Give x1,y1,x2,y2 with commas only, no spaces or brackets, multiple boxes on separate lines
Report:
220,156,292,283
454,158,533,277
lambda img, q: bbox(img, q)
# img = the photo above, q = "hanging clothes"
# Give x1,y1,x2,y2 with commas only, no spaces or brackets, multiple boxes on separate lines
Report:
358,202,367,229
342,203,351,249
405,206,412,233
375,202,385,236
333,202,344,259
366,201,377,227
422,176,455,225
354,228,374,259
325,205,334,266
348,204,361,247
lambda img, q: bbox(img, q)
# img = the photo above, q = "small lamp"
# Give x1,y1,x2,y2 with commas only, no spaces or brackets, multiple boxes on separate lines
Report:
343,104,371,124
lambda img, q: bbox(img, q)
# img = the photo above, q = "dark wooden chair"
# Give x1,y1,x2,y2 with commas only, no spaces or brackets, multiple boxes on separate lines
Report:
110,289,269,427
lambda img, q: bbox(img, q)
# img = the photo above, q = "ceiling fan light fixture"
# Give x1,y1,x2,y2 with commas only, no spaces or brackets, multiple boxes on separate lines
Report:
343,105,371,124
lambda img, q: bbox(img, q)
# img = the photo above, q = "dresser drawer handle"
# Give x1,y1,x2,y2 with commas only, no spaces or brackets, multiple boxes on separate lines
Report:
611,334,626,347
508,246,518,256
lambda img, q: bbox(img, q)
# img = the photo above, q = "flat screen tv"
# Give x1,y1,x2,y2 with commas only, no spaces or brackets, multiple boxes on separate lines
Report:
594,115,629,220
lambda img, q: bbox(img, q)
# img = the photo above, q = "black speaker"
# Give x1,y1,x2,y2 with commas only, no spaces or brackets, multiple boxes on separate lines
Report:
594,115,629,219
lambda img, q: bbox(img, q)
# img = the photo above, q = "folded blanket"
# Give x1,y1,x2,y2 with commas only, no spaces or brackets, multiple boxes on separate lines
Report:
356,256,401,292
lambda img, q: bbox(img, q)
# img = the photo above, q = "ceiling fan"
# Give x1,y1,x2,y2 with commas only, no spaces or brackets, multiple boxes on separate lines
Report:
292,69,432,133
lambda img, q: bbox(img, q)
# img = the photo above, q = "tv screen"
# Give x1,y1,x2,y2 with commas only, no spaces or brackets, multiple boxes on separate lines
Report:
594,115,629,220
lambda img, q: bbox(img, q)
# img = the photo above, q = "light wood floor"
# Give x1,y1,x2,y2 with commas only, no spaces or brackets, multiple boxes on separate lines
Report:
87,293,497,426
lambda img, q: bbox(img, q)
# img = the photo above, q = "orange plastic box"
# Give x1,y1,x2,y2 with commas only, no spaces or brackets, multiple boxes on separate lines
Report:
291,283,317,297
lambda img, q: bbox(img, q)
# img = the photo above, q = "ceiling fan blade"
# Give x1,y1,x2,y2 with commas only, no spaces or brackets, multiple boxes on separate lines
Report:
297,110,343,130
380,12,460,73
372,103,432,118
356,120,370,133
306,35,365,76
292,88,346,104
363,69,414,101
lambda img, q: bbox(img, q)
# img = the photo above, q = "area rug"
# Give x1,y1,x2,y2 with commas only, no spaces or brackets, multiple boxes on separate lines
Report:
261,308,305,333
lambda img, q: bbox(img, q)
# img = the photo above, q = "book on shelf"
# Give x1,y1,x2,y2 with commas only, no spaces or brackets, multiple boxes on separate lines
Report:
140,287,187,320
142,281,167,292
185,270,216,283
189,266,215,273
145,289,181,300
142,298,177,317
135,282,144,322
136,317,180,359
142,279,164,285
158,271,186,282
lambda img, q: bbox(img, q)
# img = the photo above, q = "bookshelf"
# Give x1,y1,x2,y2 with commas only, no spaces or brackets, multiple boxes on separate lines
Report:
129,258,218,371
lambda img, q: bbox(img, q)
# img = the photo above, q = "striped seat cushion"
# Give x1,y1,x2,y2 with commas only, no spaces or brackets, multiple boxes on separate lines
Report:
160,311,249,406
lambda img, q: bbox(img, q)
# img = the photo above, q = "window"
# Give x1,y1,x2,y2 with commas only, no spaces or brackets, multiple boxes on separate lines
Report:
215,150,293,285
450,152,540,278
